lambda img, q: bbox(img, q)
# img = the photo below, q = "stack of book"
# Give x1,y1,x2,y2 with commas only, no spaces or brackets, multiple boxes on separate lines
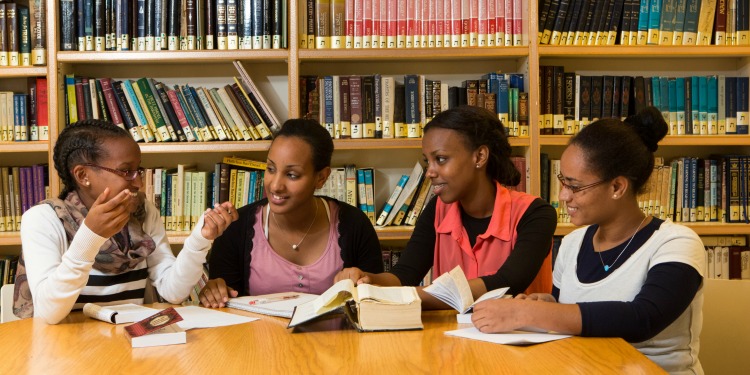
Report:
539,0,749,46
59,0,287,51
539,67,750,136
702,235,749,280
63,62,280,143
0,165,48,233
301,72,527,139
0,1,46,66
0,78,48,142
300,0,526,49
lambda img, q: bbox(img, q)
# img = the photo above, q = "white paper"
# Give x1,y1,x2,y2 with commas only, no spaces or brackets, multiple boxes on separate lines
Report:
173,306,258,330
444,327,571,345
227,293,319,318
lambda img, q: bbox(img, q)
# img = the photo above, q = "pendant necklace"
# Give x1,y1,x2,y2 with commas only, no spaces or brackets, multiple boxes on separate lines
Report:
272,199,318,251
597,215,648,272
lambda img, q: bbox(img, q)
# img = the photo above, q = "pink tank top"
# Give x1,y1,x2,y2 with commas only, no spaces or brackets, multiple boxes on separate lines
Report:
248,198,344,295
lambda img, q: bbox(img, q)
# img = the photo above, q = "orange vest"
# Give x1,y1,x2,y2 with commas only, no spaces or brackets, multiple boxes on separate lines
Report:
433,182,552,294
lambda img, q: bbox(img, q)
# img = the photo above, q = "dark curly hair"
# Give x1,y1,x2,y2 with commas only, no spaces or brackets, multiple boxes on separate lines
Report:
423,105,520,186
569,106,668,194
272,118,334,171
53,119,134,198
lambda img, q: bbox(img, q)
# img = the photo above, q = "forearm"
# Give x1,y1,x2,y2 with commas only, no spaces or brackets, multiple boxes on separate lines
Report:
148,211,211,303
520,301,583,334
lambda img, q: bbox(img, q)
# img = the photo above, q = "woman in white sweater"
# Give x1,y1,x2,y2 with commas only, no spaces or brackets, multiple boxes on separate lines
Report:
14,119,237,324
471,107,705,375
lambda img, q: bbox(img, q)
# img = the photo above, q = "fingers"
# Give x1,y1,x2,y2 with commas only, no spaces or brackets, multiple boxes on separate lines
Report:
515,293,529,300
201,202,238,240
356,275,371,285
200,279,231,308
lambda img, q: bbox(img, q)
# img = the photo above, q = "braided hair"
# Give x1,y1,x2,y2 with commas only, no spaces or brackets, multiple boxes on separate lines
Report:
53,119,134,199
423,106,520,186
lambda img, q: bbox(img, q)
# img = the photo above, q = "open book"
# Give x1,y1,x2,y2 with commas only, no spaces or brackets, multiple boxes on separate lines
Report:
83,303,159,324
423,266,509,314
226,292,318,318
288,279,423,332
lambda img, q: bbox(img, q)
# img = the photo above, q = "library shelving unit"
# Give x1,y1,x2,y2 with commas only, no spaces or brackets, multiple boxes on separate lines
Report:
2,1,750,254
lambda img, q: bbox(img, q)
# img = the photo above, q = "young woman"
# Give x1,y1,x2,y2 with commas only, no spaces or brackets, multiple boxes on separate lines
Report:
199,119,383,308
336,106,557,308
15,119,237,324
471,107,704,374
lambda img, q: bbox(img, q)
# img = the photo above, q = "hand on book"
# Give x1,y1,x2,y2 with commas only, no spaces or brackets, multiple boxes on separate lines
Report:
201,202,238,240
84,188,137,238
334,267,371,285
514,293,557,303
471,298,523,334
199,278,238,308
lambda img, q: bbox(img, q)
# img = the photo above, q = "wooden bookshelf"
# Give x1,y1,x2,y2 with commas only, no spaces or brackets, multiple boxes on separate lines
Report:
2,0,750,250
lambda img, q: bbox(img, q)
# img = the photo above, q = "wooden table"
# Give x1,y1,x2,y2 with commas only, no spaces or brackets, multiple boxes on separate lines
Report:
0,305,665,374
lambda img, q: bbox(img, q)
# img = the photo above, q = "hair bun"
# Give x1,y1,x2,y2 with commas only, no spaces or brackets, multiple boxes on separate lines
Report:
624,106,668,152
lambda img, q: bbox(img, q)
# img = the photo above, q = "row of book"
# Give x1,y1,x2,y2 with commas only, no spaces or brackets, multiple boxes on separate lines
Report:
0,165,48,233
0,255,18,288
300,0,525,49
703,235,749,280
543,154,750,225
0,78,48,142
63,62,280,143
0,1,45,66
539,0,749,46
539,68,750,136
59,0,287,51
301,73,528,139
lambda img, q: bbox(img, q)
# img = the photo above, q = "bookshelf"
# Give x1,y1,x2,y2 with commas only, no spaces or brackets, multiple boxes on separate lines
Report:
0,1,749,250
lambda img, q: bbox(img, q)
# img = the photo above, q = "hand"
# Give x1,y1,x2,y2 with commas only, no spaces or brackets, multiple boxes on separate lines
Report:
334,267,371,284
515,293,556,302
201,202,238,240
83,188,133,238
471,299,523,334
199,278,238,308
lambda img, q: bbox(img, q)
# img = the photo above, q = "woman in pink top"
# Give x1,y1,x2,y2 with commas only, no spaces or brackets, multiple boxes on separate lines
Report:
336,106,557,309
199,119,383,307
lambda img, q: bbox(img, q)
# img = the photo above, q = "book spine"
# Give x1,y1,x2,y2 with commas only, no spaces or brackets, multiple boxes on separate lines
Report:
349,76,363,139
404,75,420,138
111,81,144,141
376,174,409,226
166,87,198,141
36,77,49,141
122,80,156,141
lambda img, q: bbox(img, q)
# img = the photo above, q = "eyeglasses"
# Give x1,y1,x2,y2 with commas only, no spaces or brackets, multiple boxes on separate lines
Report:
84,163,145,181
556,173,608,194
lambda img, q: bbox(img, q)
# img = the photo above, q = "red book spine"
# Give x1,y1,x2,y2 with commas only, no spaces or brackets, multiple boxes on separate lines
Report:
387,0,398,48
715,0,727,45
33,165,45,205
504,0,513,46
363,0,372,48
354,0,363,48
35,77,48,141
461,0,470,47
436,0,445,47
428,0,437,47
378,0,387,47
99,78,124,128
478,0,487,47
451,0,461,47
346,0,355,48
470,0,479,47
497,0,505,46
74,77,86,121
421,0,429,48
372,0,380,48
397,0,407,48
512,0,521,46
406,0,415,48
487,0,496,46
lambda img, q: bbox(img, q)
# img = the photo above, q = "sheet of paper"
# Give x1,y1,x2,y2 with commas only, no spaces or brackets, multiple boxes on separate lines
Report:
444,327,571,345
174,306,258,330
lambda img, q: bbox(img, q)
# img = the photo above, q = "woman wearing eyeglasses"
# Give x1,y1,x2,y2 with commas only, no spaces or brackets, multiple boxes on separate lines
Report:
471,107,704,374
336,106,557,308
14,119,237,324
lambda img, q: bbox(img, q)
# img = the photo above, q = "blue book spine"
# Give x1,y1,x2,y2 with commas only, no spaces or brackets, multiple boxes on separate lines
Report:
356,169,367,214
682,0,700,45
363,168,376,221
651,76,661,109
691,76,700,134
84,0,94,49
737,77,749,134
117,0,130,50
136,0,145,49
510,74,524,91
19,94,28,141
121,80,149,128
647,0,661,44
675,77,686,134
707,75,718,134
498,77,510,134
174,86,202,140
323,76,335,137
376,174,409,226
698,76,708,135
637,0,652,41
659,77,670,122
248,171,258,204
181,85,213,140
668,78,677,134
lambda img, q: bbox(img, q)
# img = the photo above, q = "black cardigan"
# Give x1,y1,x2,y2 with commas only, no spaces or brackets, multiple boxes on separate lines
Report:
208,197,384,296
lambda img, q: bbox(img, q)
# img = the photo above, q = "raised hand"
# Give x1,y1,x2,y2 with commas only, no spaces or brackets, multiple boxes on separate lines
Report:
201,201,238,240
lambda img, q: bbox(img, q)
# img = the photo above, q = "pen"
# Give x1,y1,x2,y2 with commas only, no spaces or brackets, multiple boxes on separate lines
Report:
248,295,300,305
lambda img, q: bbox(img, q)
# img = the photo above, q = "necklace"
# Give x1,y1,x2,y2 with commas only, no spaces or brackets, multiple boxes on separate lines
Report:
271,199,318,251
597,215,648,272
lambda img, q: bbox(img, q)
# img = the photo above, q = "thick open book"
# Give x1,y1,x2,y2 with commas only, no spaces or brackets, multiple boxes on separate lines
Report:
226,292,318,318
423,266,509,314
288,279,423,332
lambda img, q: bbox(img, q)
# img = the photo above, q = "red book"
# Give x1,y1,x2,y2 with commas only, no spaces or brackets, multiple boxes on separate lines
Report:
470,0,479,47
478,0,488,47
497,0,505,46
436,0,445,47
363,0,372,48
504,0,513,46
345,0,354,48
125,307,183,337
377,0,387,48
512,0,522,46
387,0,398,48
461,0,470,47
428,0,437,47
487,0,496,46
406,0,415,48
372,0,380,48
451,0,461,47
35,77,48,140
166,88,196,140
397,0,407,47
99,78,124,129
354,0,363,48
715,0,727,45
74,76,86,121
